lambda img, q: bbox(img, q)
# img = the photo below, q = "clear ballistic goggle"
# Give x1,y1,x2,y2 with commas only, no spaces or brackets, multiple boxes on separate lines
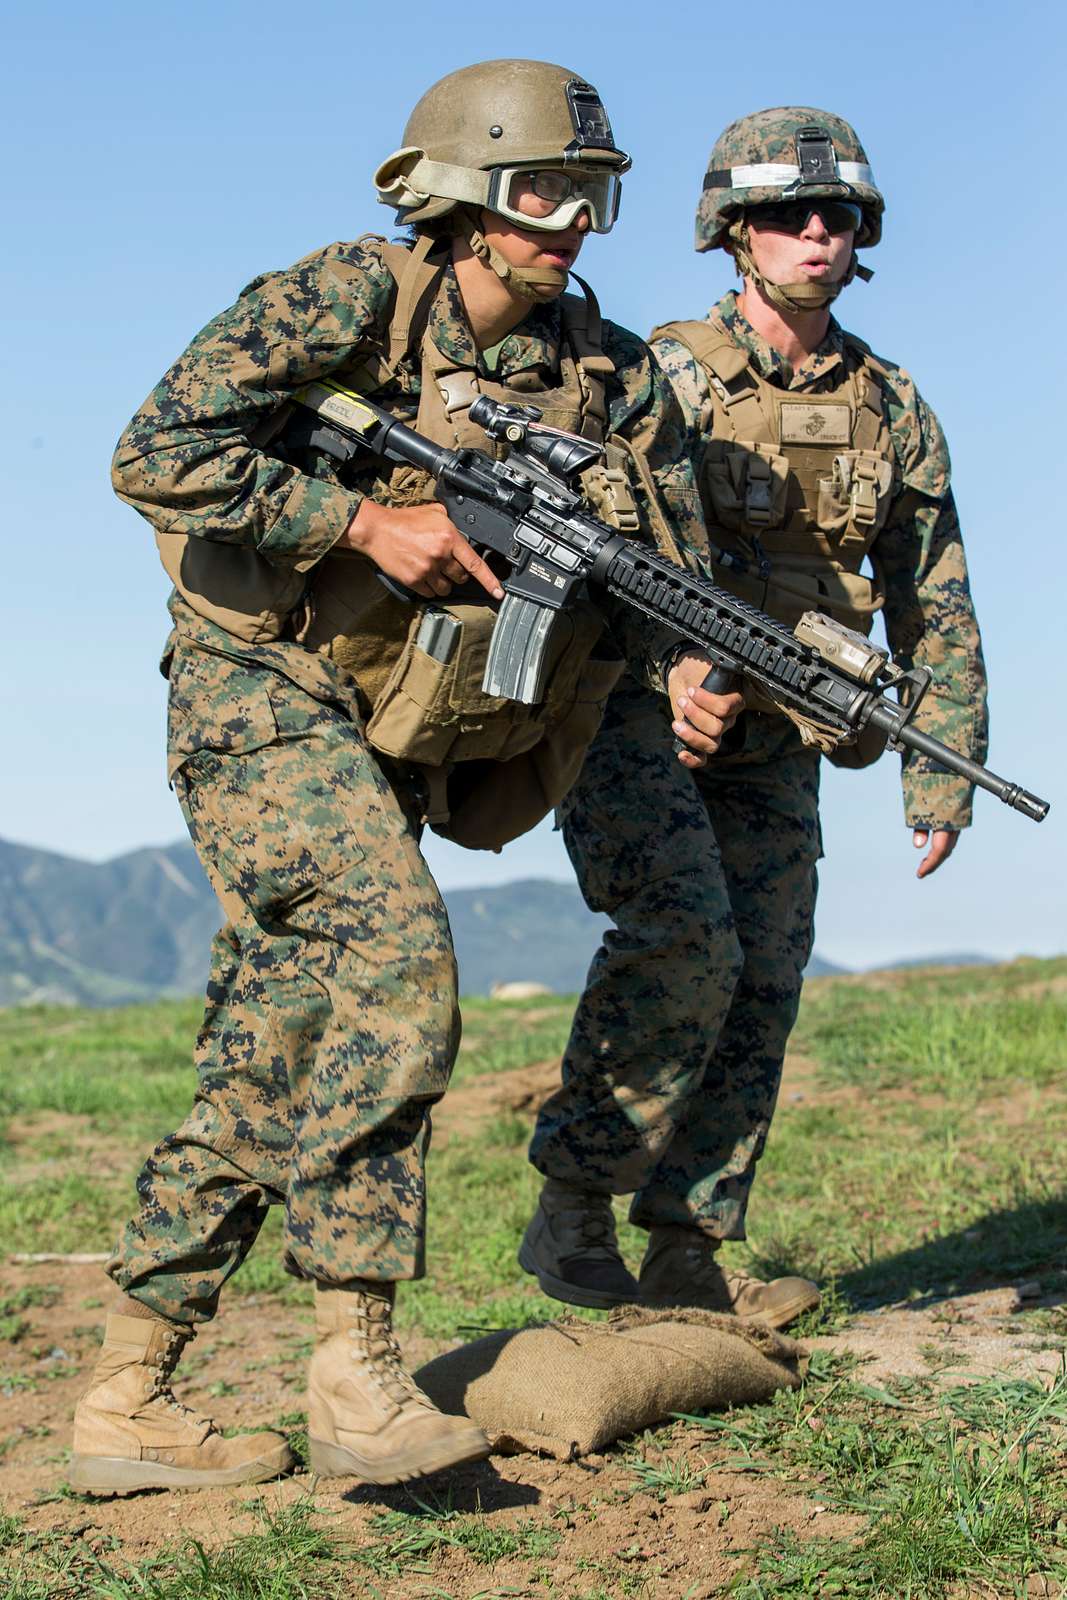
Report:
374,150,623,234
485,165,622,233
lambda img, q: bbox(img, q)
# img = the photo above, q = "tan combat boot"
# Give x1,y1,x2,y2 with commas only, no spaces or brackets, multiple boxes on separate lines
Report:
307,1283,491,1483
639,1226,820,1330
518,1177,640,1309
70,1308,294,1493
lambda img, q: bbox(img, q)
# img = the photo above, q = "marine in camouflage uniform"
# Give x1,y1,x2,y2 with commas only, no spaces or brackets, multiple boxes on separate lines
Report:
111,237,688,1315
521,108,988,1328
71,60,702,1496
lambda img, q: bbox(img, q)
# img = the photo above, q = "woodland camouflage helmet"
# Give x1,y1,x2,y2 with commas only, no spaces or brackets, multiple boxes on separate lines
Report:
374,59,630,229
696,107,884,253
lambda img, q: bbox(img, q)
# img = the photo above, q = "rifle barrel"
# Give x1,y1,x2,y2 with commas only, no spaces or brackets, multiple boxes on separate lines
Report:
873,710,1050,821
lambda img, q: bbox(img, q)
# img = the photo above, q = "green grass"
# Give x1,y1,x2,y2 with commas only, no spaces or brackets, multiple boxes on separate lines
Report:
60,1499,342,1599
673,1356,1067,1597
723,962,1067,1307
0,1001,201,1141
351,1499,561,1577
450,996,576,1087
3,964,1065,1325
0,1285,59,1344
3,960,1066,1596
624,1443,709,1500
794,974,1066,1095
8,966,1058,1322
0,1495,563,1599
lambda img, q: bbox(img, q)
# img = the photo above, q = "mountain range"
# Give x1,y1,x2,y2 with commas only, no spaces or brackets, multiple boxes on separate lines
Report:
2,834,864,1008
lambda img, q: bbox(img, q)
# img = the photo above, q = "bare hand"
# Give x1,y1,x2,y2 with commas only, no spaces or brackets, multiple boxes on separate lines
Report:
667,651,745,769
913,828,959,879
341,499,504,601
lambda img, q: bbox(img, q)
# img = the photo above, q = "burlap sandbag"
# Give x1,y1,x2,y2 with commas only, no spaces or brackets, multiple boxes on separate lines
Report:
414,1307,806,1459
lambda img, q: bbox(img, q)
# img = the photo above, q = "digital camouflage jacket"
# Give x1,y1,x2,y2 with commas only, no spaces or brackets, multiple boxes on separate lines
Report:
113,238,699,698
652,290,989,830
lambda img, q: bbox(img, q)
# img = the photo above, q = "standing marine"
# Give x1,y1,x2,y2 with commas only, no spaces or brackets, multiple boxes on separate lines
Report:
520,107,989,1326
71,59,712,1494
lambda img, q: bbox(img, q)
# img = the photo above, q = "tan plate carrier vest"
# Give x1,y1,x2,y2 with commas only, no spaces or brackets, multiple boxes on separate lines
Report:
158,238,654,847
652,316,899,766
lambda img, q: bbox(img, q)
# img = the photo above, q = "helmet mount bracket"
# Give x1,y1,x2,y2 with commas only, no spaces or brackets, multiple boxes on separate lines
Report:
564,79,616,151
796,127,838,183
782,127,850,200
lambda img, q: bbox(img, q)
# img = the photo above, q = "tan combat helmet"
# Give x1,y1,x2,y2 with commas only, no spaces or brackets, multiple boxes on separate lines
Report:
374,59,630,297
696,108,885,315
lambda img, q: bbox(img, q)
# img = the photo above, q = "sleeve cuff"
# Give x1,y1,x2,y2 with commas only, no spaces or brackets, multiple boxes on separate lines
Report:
903,773,975,832
256,474,362,571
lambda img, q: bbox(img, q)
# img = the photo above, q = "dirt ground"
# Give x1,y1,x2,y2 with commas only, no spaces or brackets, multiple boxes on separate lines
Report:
0,1255,866,1596
2,1050,1064,1597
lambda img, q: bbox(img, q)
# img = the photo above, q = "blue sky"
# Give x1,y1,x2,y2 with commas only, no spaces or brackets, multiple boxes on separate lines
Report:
2,0,1063,968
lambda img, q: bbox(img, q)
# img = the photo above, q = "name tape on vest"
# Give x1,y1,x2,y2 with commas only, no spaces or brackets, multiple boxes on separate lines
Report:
779,403,851,446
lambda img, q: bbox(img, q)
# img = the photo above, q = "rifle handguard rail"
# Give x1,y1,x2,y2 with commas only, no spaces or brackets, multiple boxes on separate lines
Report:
290,382,1049,824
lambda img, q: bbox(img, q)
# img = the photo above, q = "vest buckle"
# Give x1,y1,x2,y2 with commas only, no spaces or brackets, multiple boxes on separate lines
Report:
744,455,774,526
437,371,481,418
849,457,881,526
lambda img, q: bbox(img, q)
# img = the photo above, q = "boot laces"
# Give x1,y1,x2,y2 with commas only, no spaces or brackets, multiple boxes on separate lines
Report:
554,1197,619,1262
147,1330,211,1430
350,1300,428,1411
579,1206,616,1256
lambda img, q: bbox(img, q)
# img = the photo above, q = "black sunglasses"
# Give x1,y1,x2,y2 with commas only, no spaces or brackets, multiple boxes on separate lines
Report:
745,200,863,236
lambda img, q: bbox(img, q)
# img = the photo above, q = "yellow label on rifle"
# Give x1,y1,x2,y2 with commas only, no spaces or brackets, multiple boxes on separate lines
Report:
295,380,378,437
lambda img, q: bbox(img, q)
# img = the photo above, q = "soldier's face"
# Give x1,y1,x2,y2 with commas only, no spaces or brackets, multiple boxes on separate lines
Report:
745,207,855,289
479,185,590,299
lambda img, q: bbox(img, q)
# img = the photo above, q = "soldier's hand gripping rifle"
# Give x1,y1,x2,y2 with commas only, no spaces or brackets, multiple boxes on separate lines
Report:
293,381,1049,823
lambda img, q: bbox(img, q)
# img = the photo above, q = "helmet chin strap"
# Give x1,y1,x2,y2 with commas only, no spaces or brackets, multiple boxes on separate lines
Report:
729,219,872,316
455,207,569,301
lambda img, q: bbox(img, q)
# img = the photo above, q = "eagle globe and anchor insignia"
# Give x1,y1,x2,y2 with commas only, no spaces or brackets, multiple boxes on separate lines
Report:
779,403,851,445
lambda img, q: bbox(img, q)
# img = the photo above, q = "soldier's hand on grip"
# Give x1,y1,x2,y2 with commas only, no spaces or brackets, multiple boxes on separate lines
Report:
342,500,505,601
668,650,745,768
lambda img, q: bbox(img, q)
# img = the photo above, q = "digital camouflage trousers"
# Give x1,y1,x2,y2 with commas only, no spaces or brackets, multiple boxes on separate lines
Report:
529,674,822,1240
108,641,459,1326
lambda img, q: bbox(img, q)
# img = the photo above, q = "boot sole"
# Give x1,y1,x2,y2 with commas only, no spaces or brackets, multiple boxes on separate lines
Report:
308,1427,491,1484
68,1443,295,1495
517,1240,640,1311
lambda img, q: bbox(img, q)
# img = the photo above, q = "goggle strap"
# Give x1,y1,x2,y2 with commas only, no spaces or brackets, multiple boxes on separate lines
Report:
386,154,491,210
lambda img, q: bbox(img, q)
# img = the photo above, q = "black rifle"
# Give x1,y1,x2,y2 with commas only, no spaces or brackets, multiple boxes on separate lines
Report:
291,379,1049,823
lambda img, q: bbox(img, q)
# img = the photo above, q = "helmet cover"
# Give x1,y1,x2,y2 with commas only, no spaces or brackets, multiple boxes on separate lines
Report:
696,107,884,253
